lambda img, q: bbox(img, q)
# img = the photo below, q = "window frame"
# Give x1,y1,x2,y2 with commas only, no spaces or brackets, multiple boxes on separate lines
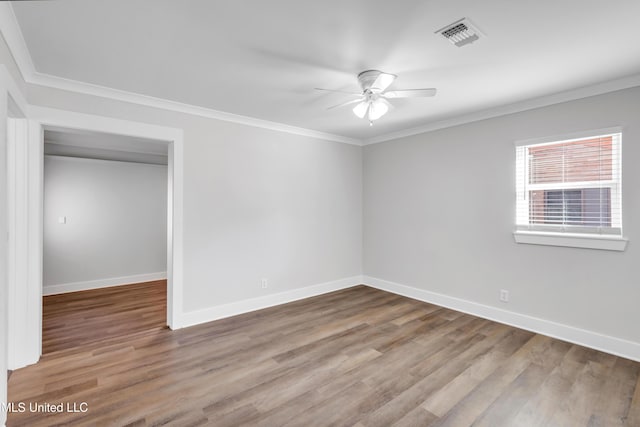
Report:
513,127,627,251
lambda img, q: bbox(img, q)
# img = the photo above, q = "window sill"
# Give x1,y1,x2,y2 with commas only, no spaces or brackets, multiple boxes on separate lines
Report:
513,231,628,251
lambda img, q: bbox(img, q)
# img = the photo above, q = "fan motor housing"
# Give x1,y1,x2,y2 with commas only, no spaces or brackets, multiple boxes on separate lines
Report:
358,70,384,92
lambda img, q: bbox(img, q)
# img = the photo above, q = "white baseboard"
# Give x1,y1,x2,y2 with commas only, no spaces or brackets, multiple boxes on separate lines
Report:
363,275,640,363
179,276,364,328
43,271,167,295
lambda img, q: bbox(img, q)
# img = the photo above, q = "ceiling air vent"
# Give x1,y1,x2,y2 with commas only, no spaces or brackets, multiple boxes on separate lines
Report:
436,18,483,47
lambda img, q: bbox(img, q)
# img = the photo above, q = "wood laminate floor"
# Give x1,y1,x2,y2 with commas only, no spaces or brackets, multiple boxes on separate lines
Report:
42,280,167,354
8,285,640,426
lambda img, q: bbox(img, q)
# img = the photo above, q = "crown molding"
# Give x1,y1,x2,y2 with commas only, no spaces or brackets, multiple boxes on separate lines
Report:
363,73,640,145
0,3,361,146
0,3,35,81
28,72,362,145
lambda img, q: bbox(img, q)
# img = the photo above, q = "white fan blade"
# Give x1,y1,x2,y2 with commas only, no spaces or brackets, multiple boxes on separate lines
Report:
371,72,397,92
352,101,369,119
383,88,437,98
315,88,362,95
327,97,364,110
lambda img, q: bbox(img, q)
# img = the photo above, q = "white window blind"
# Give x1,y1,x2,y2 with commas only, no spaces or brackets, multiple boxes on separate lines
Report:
516,132,622,236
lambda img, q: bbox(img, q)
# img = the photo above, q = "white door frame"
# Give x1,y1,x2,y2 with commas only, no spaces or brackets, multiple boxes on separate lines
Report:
7,101,32,369
16,105,185,368
1,65,37,374
0,65,30,426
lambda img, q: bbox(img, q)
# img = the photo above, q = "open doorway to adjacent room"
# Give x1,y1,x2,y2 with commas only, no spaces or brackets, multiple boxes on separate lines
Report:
41,127,170,354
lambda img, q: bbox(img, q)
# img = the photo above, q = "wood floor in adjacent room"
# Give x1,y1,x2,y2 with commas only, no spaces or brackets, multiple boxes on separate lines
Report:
42,280,167,354
8,285,640,426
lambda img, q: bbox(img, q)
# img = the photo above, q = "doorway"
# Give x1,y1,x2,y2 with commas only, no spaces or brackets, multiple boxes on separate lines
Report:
42,127,169,353
8,106,184,369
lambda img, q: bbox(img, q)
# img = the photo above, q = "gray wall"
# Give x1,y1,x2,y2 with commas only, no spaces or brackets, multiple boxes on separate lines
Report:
43,155,167,291
364,86,640,343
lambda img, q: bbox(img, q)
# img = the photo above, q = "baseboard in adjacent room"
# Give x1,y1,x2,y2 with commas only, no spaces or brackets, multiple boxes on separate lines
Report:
179,275,364,328
363,275,640,363
43,271,167,296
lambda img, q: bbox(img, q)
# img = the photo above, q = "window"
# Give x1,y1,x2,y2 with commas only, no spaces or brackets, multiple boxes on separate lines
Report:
514,130,626,250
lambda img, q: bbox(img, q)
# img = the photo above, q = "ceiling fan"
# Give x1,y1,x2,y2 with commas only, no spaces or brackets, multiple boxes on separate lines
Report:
316,70,437,126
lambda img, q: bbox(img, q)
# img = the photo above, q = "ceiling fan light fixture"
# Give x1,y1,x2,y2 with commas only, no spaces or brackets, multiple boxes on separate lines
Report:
352,101,369,119
368,99,389,121
320,69,436,126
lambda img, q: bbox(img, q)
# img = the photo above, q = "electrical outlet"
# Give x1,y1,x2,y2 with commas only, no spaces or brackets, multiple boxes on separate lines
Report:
261,278,268,289
499,289,509,303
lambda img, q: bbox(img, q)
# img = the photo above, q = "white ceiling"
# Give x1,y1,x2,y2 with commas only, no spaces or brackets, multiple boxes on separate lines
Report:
10,0,640,141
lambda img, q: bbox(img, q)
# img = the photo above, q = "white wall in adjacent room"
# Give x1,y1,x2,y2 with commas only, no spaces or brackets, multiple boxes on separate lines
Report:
363,86,640,345
43,155,168,293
